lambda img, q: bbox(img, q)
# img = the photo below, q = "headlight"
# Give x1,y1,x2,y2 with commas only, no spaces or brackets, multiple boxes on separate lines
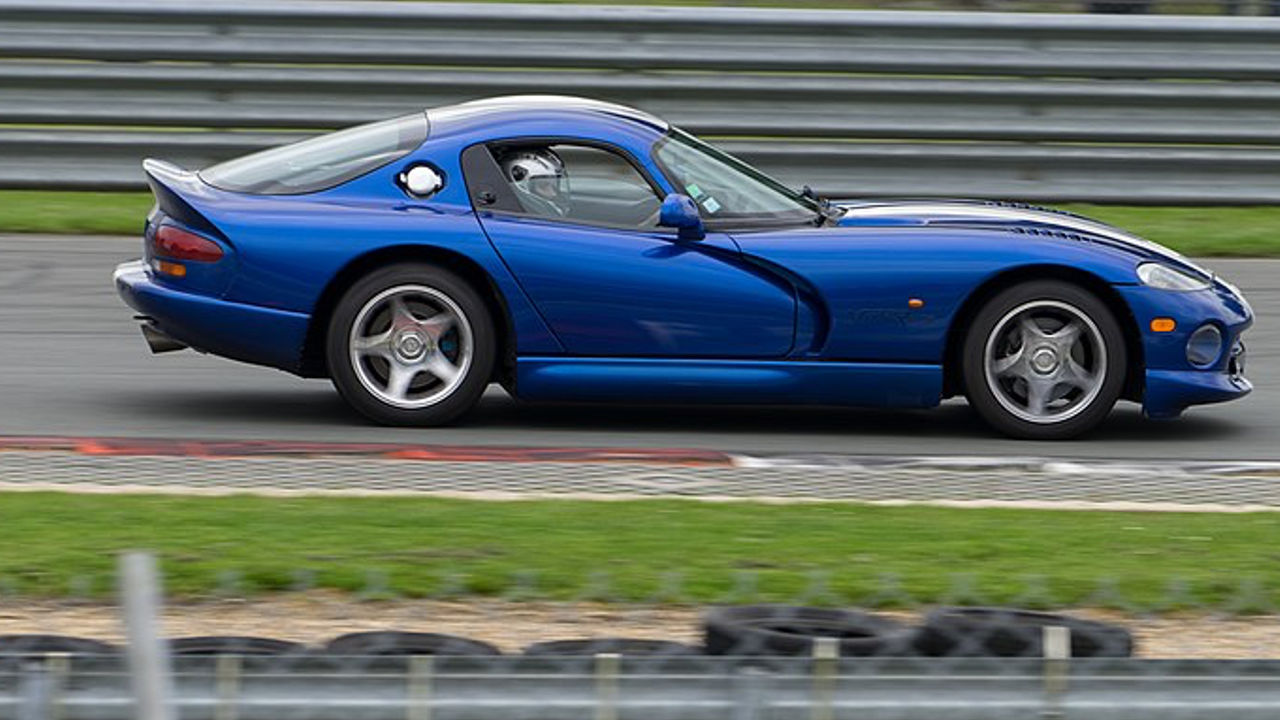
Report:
1136,263,1211,292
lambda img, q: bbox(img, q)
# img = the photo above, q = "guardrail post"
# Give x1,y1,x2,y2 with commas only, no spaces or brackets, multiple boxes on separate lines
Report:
1041,625,1071,720
120,552,176,720
811,638,838,720
215,654,240,720
44,654,69,720
595,653,620,720
17,661,51,720
732,666,769,720
407,655,433,720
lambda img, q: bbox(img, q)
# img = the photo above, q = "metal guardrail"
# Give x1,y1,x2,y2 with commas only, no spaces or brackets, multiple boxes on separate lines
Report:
3,0,1280,201
7,653,1280,720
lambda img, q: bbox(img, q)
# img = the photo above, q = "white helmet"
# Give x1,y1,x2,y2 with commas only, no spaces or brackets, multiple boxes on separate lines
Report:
501,149,569,217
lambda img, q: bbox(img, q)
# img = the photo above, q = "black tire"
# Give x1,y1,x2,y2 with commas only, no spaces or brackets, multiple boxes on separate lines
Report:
167,636,306,656
912,607,1134,658
326,263,495,426
962,280,1127,440
703,605,912,657
0,634,117,655
522,638,703,657
322,631,501,656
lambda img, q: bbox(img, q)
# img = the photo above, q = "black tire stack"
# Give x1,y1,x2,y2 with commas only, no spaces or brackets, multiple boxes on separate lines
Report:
911,607,1134,658
0,608,1133,659
703,605,914,656
702,605,1133,658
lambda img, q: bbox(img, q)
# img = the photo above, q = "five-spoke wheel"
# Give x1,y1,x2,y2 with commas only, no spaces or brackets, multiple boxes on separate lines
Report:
963,281,1126,440
349,285,472,409
327,264,494,426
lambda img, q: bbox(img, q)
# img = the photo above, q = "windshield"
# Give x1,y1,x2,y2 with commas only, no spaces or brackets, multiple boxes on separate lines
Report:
653,128,820,226
200,113,428,195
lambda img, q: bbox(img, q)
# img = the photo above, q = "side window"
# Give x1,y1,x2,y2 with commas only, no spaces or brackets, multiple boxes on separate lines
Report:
201,114,427,195
491,143,662,229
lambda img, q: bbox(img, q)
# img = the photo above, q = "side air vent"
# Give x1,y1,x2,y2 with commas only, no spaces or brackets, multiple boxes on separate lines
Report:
1007,226,1092,243
983,200,1093,222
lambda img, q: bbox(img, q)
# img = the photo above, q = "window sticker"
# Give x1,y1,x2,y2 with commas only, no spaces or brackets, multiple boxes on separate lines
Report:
702,196,722,214
685,183,704,199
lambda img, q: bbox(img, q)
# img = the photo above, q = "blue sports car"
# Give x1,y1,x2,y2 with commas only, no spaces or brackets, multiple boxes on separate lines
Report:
114,95,1252,439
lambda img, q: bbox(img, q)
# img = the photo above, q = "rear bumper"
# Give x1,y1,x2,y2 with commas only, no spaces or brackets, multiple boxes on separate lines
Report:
114,260,309,374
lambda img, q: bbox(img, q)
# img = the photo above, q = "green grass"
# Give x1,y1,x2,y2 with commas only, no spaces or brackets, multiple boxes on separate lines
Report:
1,492,1278,610
0,191,153,236
0,191,1277,256
1060,204,1280,258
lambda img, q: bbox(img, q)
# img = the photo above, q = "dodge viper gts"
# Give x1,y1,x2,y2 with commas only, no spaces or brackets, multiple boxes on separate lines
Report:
114,95,1253,439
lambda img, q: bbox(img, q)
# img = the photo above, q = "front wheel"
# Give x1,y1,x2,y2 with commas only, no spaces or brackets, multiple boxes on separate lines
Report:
962,280,1127,440
326,264,495,426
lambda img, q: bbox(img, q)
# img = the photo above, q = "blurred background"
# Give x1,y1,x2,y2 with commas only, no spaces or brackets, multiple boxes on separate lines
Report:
2,0,1280,718
6,0,1280,253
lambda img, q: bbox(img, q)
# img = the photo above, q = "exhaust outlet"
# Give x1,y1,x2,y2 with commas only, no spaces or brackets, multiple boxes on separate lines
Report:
140,323,188,354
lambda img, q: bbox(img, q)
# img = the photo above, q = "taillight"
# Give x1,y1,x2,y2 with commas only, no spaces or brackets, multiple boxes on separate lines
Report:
154,225,223,262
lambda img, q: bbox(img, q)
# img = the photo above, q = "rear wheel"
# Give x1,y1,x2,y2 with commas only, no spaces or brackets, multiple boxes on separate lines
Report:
962,280,1126,440
326,264,494,426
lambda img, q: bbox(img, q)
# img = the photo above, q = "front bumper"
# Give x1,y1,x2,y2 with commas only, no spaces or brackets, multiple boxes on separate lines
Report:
1144,364,1251,419
1117,280,1253,419
114,260,310,374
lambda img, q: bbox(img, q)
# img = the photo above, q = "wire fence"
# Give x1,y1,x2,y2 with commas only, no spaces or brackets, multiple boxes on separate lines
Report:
5,564,1280,617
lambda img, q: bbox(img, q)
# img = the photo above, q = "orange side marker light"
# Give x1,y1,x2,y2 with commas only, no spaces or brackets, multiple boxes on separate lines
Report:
908,298,925,309
1150,318,1176,333
154,260,187,277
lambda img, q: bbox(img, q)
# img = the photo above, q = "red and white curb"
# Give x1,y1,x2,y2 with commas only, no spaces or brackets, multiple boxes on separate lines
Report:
1,435,1279,512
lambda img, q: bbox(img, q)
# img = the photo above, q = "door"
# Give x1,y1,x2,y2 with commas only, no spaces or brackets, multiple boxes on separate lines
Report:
463,140,796,357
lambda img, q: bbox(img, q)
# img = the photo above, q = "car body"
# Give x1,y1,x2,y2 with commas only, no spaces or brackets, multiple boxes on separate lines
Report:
114,95,1253,438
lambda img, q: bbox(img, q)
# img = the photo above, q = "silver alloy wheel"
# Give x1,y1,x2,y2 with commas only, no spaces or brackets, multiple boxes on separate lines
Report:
982,299,1107,425
348,284,473,409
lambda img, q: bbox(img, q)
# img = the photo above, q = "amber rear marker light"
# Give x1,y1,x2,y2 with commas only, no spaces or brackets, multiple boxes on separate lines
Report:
1150,318,1176,332
154,260,187,278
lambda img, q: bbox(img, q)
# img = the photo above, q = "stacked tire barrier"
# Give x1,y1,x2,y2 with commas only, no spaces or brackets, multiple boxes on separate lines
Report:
5,0,1280,201
0,605,1134,658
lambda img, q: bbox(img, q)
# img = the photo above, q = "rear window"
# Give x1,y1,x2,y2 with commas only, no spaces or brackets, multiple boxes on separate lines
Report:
200,113,428,195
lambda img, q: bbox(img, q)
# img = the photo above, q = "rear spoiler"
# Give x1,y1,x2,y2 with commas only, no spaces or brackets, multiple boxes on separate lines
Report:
142,159,224,238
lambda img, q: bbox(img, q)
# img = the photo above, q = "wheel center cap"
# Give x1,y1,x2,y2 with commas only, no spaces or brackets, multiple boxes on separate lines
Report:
395,331,429,361
1031,346,1059,374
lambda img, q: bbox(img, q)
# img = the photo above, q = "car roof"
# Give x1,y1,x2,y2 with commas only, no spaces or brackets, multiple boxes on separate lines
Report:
425,95,669,139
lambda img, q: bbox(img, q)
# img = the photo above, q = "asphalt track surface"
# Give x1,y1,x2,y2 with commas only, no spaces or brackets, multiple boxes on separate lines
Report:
2,234,1276,461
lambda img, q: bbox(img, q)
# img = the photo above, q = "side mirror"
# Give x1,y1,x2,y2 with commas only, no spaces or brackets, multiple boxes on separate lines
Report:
398,164,444,198
659,193,705,241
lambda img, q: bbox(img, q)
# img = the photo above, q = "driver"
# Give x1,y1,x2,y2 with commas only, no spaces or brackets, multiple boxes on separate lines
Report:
500,148,569,218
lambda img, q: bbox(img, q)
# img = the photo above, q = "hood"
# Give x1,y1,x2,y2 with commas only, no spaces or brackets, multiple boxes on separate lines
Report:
836,199,1212,280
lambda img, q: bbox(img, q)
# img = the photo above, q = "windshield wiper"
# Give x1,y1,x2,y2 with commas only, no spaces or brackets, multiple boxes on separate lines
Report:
802,185,843,226
801,185,824,207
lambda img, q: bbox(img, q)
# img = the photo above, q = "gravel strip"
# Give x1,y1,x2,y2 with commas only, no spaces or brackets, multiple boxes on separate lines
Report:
1,593,1278,659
